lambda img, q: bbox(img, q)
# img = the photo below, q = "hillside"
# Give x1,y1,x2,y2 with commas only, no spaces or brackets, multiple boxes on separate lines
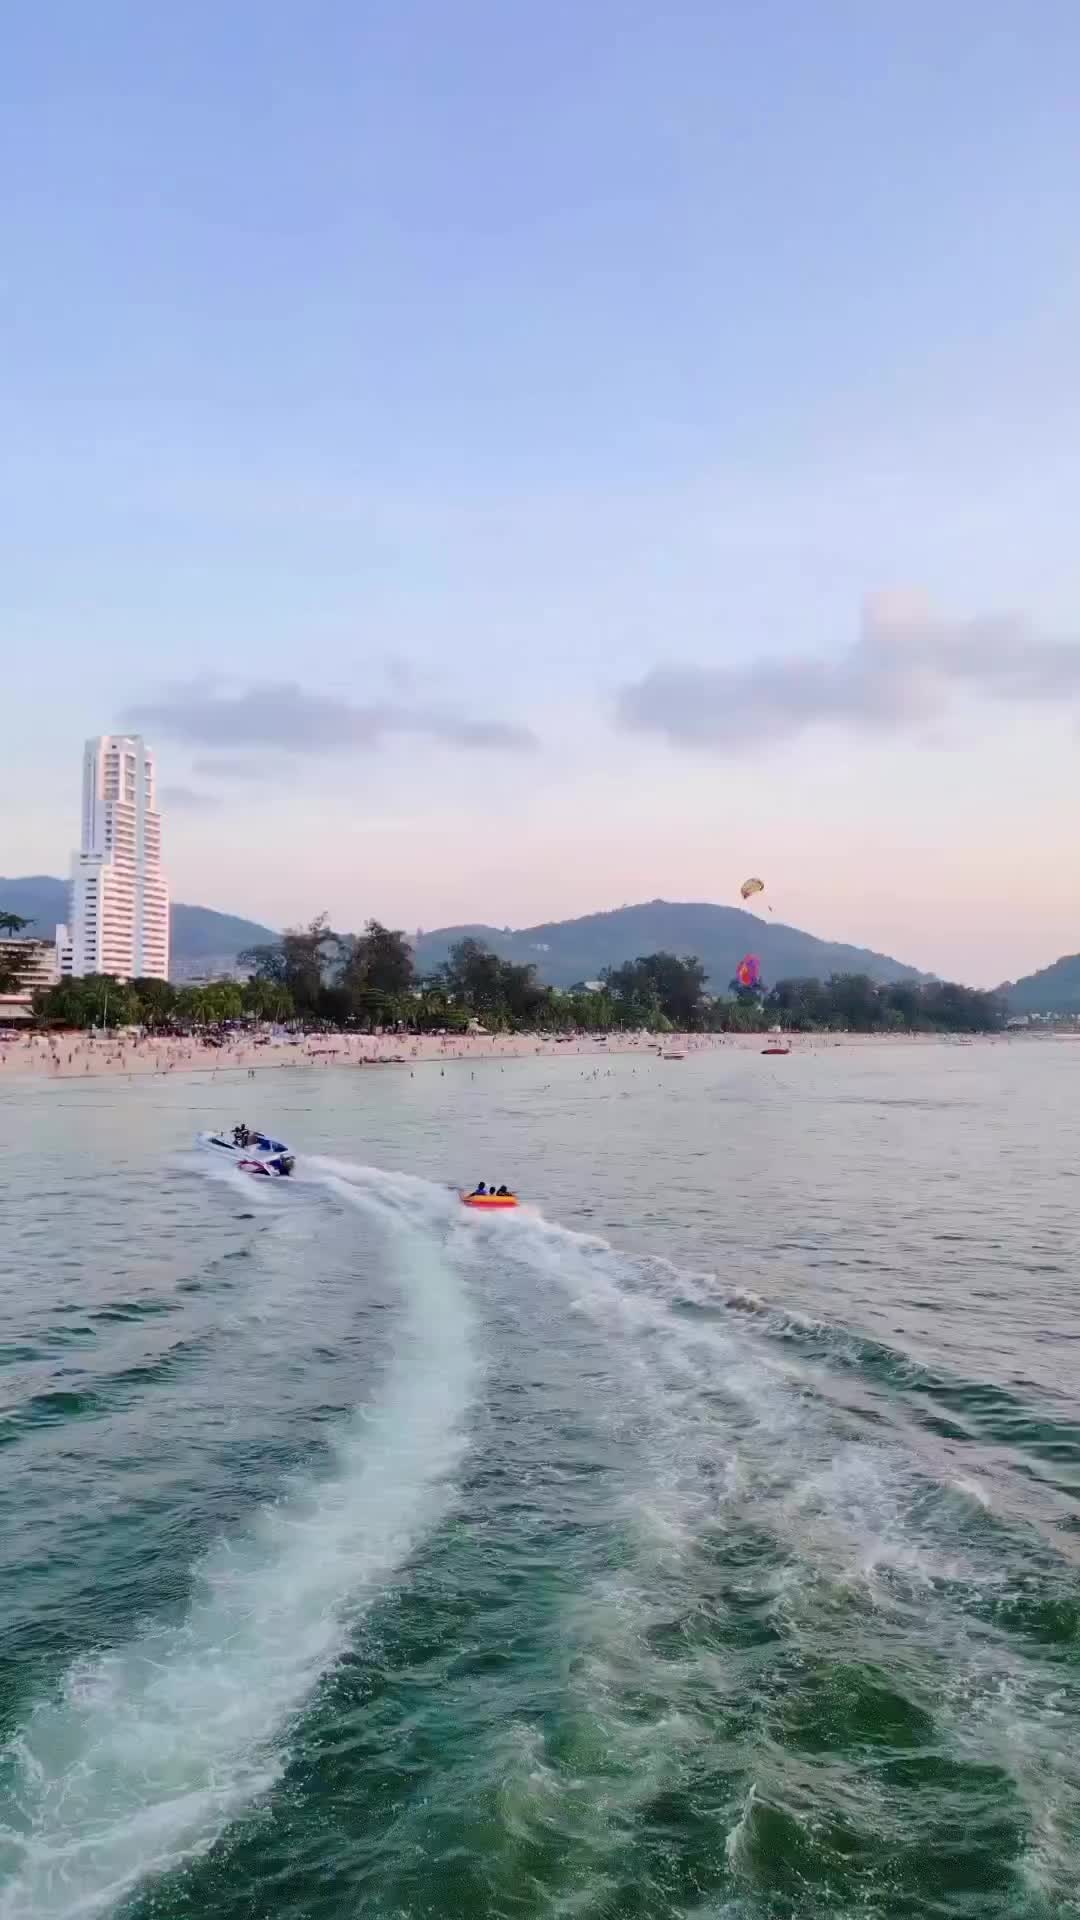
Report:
1002,954,1080,1015
413,899,927,991
0,877,277,980
1,883,931,993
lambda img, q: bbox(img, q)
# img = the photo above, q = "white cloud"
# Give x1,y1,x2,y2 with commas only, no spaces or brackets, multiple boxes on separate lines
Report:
127,680,538,756
617,596,1080,751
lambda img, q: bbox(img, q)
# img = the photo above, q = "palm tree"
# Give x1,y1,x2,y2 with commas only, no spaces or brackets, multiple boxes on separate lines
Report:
0,913,33,994
242,977,294,1024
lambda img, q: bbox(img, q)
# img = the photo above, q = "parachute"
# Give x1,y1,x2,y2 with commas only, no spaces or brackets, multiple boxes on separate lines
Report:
736,953,761,990
740,876,772,913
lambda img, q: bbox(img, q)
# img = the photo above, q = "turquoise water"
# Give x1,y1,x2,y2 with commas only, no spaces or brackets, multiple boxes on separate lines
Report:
1,1045,1078,1918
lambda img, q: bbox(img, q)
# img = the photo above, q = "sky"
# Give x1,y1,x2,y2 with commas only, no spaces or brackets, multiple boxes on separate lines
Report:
3,0,1080,986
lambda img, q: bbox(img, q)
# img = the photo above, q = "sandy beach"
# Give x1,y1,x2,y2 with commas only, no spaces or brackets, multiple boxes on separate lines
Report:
0,1026,994,1081
0,1028,719,1079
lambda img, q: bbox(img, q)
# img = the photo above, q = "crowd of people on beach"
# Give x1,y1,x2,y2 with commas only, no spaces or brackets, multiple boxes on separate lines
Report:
0,1026,732,1079
0,1023,979,1082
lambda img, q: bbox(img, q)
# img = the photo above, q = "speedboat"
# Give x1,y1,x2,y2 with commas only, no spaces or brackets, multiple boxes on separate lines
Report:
196,1130,295,1177
460,1190,520,1210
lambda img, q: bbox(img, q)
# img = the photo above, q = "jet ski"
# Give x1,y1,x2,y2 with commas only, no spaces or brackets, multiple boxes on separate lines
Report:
196,1130,295,1177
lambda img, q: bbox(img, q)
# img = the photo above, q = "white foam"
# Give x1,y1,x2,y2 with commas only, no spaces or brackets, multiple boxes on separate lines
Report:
498,1206,802,1446
724,1781,756,1871
0,1175,475,1920
176,1145,281,1206
949,1474,992,1510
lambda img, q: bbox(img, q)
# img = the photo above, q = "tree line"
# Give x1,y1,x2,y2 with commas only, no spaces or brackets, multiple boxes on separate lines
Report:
757,972,1003,1034
6,907,1004,1034
28,973,294,1031
241,923,1002,1036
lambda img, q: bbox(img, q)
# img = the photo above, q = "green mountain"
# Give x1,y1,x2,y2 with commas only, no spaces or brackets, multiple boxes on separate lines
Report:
1002,954,1080,1015
2,883,931,992
413,899,928,991
0,876,72,934
0,877,277,980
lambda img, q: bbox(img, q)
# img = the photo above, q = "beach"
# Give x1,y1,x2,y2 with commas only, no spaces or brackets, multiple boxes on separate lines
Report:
0,1025,989,1080
0,1027,725,1079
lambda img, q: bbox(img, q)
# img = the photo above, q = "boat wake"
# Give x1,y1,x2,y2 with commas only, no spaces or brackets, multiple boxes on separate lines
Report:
0,1166,476,1920
3,1157,1077,1918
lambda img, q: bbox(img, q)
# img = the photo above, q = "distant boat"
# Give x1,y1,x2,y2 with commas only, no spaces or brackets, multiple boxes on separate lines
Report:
661,1051,686,1061
761,1042,791,1056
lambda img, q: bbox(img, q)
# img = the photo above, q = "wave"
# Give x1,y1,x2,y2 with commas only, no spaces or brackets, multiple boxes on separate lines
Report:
4,1157,1078,1917
422,1191,1080,1912
0,1169,476,1920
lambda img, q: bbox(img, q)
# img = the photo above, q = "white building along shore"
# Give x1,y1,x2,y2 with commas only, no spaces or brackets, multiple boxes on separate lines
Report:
0,937,60,1023
56,735,170,981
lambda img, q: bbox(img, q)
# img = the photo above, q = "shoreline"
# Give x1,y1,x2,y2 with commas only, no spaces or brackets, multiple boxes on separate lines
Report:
0,1027,1016,1083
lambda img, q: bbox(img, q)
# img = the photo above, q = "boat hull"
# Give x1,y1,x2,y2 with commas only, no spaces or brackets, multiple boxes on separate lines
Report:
196,1131,295,1177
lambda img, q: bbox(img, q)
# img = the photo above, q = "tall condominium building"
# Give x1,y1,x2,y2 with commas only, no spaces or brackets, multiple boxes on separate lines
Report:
57,735,170,981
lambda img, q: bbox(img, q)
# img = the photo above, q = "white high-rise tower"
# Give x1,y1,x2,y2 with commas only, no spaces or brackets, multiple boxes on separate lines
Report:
58,735,170,980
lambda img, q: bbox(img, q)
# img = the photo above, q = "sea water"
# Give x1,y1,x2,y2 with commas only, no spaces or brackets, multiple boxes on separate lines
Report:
1,1043,1078,1917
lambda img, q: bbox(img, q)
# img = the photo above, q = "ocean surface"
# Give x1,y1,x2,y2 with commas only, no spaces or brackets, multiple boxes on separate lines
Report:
1,1043,1078,1920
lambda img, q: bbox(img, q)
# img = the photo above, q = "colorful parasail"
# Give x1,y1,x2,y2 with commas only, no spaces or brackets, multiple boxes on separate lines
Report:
736,953,761,989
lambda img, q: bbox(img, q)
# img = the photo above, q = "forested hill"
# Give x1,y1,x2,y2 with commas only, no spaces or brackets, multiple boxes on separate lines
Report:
413,900,927,990
2,882,928,991
1003,954,1080,1015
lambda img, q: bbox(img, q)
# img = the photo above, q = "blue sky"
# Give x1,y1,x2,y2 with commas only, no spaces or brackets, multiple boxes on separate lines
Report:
4,0,1080,983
